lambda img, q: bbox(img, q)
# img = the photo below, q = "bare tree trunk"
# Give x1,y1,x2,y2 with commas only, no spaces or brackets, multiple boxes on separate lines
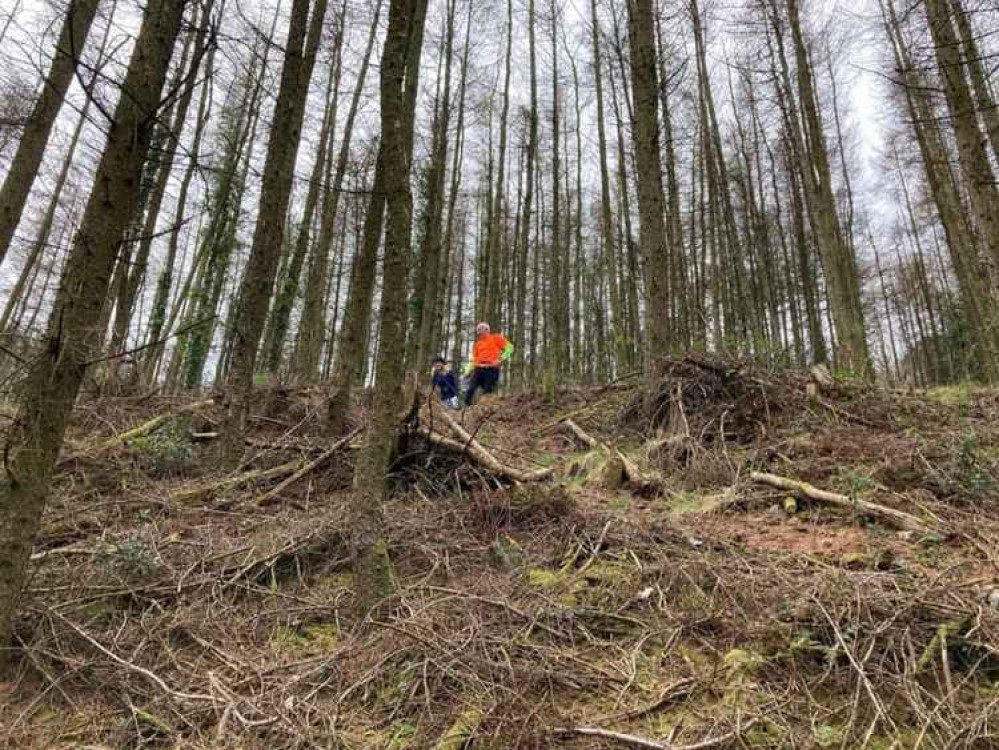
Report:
262,31,342,376
626,0,672,363
0,0,186,659
590,0,627,373
411,0,458,369
513,0,539,385
881,0,999,380
142,23,218,381
0,0,101,266
924,0,999,280
218,0,328,466
351,0,429,614
109,3,216,360
949,0,999,165
295,0,383,383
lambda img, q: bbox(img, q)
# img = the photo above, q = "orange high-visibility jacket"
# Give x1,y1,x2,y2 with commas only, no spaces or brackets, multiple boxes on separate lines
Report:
472,333,510,368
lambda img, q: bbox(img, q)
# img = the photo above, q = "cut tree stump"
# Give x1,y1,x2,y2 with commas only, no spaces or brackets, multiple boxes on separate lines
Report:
559,419,657,491
750,472,934,534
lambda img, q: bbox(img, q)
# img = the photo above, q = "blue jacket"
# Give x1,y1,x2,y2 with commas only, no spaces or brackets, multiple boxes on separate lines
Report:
432,369,460,400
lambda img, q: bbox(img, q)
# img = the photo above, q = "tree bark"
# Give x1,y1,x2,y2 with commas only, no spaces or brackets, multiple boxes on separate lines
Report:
351,0,429,614
0,0,101,267
626,0,673,363
294,0,383,383
218,0,328,465
0,0,186,658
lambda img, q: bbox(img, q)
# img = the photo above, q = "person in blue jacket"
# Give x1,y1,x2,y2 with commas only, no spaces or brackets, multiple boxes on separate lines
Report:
431,357,461,410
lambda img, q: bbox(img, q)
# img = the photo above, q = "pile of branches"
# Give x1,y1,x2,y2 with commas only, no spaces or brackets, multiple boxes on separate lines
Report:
621,356,807,446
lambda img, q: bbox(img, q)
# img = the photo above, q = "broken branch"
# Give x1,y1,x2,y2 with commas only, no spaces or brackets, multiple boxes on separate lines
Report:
750,472,933,533
256,427,361,506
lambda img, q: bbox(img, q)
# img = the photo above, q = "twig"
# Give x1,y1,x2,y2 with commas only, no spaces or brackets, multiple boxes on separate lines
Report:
53,610,215,703
552,719,757,750
597,678,696,724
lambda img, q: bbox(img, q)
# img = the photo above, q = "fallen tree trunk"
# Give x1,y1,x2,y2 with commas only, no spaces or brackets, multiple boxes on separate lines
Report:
417,427,553,484
750,472,933,534
256,427,362,506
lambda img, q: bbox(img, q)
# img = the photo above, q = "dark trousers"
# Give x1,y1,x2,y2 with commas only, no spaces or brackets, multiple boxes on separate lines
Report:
465,366,500,406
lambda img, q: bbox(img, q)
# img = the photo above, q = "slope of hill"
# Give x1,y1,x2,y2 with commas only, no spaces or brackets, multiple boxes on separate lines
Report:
3,359,999,749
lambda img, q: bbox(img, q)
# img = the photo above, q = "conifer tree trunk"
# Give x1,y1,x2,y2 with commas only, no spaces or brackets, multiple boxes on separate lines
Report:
0,0,101,266
351,0,428,613
263,41,342,376
411,0,458,369
295,0,382,383
590,0,627,373
218,0,328,465
0,0,186,658
949,0,999,165
881,0,999,379
327,0,424,433
109,5,214,359
924,0,999,280
142,25,218,381
513,0,538,385
626,0,672,364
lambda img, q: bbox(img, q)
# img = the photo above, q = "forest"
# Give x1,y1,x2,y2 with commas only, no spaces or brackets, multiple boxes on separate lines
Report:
1,0,999,747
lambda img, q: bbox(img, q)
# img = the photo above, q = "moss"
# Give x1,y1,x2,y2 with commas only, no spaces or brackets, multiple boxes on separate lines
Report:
924,383,980,406
746,719,787,748
373,660,419,710
527,568,562,590
489,534,525,573
269,622,338,655
432,707,484,750
355,536,395,612
723,648,767,709
386,723,418,749
315,572,355,592
526,567,583,606
668,490,730,515
813,724,846,748
724,648,767,675
607,494,632,513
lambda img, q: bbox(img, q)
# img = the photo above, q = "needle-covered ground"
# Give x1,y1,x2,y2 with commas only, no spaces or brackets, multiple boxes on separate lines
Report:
3,358,999,749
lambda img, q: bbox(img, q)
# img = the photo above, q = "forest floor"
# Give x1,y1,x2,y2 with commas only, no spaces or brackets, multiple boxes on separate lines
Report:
3,357,999,749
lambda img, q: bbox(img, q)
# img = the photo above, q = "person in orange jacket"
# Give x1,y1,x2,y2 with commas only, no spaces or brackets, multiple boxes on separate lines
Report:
463,322,513,406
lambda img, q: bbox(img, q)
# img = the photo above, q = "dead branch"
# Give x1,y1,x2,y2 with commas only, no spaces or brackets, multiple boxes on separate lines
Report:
427,404,553,483
172,460,302,504
54,610,215,704
750,472,933,533
256,426,362,506
59,398,214,466
417,427,552,484
563,419,599,449
594,678,695,724
552,719,757,750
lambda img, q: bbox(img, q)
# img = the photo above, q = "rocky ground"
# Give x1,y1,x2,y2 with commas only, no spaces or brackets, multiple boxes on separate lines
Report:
2,357,999,749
